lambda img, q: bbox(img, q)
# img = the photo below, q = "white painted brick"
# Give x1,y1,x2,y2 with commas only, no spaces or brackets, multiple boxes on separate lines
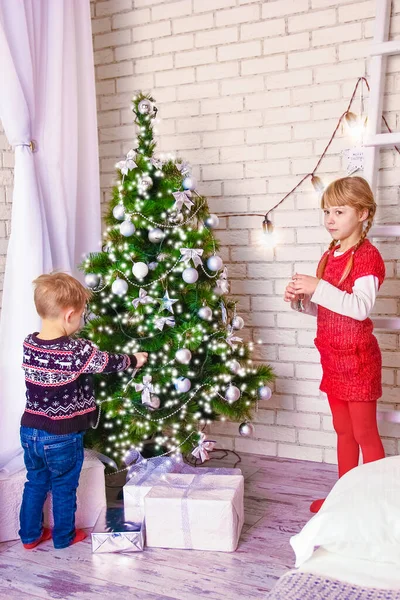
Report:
294,119,339,140
338,2,374,23
267,141,313,160
245,160,290,178
155,68,195,87
112,8,150,28
288,47,336,69
132,20,171,41
215,4,260,27
246,126,291,145
267,69,313,90
262,0,309,19
203,163,243,180
154,34,193,54
247,90,290,110
264,105,311,125
218,40,261,62
94,47,114,65
278,444,323,462
288,9,336,33
96,0,132,17
173,13,213,34
194,0,235,11
339,40,369,61
221,76,264,96
197,62,239,82
276,378,321,397
298,429,336,447
94,29,131,49
235,438,277,455
314,60,365,83
97,62,133,79
296,396,330,414
293,84,340,106
241,55,285,76
296,363,323,379
162,101,199,119
116,73,154,92
195,27,238,48
178,82,219,100
241,19,285,41
248,263,292,280
277,410,321,429
91,17,112,34
219,111,263,130
114,41,152,60
312,0,355,7
269,362,295,378
313,22,362,47
264,32,310,55
177,115,216,133
152,0,191,21
202,129,244,148
176,48,216,68
221,146,261,164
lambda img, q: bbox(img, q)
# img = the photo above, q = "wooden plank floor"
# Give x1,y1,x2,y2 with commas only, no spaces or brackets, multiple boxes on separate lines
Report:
0,453,337,600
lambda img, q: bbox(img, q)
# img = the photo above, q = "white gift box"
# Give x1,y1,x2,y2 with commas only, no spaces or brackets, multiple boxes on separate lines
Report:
144,473,244,552
0,449,106,542
123,460,242,522
91,507,145,554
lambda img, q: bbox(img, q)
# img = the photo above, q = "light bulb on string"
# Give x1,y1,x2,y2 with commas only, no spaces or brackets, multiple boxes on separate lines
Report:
344,111,367,141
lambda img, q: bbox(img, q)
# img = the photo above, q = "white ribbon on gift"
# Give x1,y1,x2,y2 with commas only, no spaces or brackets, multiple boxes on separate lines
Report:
180,247,203,267
191,433,216,463
116,149,137,175
132,288,153,308
134,375,155,404
172,190,194,212
154,316,175,331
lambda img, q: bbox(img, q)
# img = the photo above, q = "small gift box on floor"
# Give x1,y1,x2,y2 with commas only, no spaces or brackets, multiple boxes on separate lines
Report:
91,506,145,554
144,473,244,552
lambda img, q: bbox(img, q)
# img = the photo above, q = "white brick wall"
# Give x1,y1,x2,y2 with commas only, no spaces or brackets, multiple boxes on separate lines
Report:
2,0,400,465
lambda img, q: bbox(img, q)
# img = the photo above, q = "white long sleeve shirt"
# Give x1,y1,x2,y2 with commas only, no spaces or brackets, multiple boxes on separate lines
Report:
291,250,379,321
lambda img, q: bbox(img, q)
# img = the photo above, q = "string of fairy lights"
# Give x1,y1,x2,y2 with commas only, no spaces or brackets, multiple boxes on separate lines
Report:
83,95,272,463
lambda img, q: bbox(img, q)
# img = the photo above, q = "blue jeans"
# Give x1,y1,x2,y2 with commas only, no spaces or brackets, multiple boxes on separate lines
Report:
19,427,84,549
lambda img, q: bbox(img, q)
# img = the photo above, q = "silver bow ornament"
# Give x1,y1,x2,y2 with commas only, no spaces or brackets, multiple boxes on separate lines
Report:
154,316,175,331
132,288,154,308
180,247,204,268
135,375,155,405
225,325,243,349
172,190,194,212
176,161,191,175
191,433,216,463
116,149,137,175
215,267,229,294
220,301,228,324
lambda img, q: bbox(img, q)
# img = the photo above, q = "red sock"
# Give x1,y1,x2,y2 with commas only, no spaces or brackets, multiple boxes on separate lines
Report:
310,498,325,513
23,527,52,549
69,529,87,546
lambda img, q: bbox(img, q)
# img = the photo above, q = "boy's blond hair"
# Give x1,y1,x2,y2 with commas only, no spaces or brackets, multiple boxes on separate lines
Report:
33,273,92,319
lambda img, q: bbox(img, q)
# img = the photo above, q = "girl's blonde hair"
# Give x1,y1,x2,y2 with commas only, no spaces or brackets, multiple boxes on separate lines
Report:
316,176,376,285
33,272,92,319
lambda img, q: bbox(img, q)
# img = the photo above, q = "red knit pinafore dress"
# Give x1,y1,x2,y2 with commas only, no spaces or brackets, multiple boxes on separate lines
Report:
315,239,385,403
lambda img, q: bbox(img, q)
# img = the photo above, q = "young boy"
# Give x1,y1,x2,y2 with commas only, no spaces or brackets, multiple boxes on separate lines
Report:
19,272,148,549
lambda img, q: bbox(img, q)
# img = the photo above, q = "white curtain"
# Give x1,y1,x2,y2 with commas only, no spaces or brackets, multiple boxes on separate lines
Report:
0,0,101,470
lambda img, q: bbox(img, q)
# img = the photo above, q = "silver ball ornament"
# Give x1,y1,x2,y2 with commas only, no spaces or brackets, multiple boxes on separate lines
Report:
175,348,192,364
138,99,153,115
239,422,255,437
205,214,219,229
229,360,241,374
182,176,196,191
148,262,158,271
85,273,100,289
207,256,223,272
120,220,136,237
174,377,191,393
131,262,149,279
198,306,212,321
112,204,125,221
182,267,199,284
148,228,165,244
259,386,272,401
138,175,153,191
232,316,245,330
145,395,160,411
111,278,128,297
225,385,241,403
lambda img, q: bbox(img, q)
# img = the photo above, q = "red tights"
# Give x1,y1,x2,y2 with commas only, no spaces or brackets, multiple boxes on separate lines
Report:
310,398,384,513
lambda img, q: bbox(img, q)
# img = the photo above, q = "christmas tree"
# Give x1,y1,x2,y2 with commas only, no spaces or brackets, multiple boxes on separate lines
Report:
81,93,274,465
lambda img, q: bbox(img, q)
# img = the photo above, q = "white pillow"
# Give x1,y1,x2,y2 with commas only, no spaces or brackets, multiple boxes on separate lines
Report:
290,455,400,567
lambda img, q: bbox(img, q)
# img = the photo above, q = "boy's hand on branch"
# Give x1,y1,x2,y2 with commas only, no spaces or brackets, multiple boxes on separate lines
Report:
133,352,148,368
291,274,320,296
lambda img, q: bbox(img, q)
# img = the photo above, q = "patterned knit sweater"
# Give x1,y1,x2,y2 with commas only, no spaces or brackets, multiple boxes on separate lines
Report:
21,333,133,434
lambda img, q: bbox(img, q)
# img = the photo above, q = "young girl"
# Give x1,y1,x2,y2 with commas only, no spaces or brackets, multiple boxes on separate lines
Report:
284,176,385,513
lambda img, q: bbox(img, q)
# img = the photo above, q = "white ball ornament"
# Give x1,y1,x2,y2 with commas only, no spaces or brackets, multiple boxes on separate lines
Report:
138,175,153,191
138,99,153,115
148,228,165,244
198,306,212,321
229,360,241,374
175,348,192,364
112,204,125,221
132,262,149,279
120,220,136,237
182,176,196,191
239,422,255,437
182,267,199,284
85,273,100,289
259,386,272,401
174,377,191,393
225,385,241,403
232,316,245,330
207,256,223,272
205,214,219,229
111,278,128,297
